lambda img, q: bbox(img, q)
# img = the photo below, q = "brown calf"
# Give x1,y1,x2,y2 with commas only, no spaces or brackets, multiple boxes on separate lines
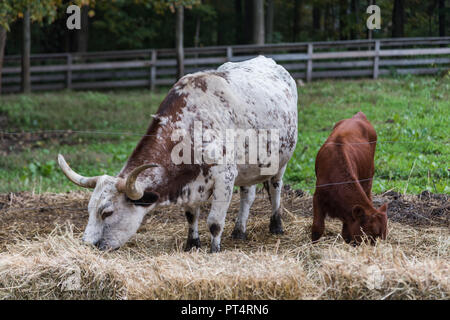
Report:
312,111,388,244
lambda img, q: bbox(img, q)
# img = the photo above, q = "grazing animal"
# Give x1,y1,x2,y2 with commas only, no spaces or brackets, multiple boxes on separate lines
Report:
312,111,388,244
58,56,298,252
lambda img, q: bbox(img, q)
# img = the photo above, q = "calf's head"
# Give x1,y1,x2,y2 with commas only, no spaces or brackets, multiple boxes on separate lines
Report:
346,203,388,244
58,154,159,250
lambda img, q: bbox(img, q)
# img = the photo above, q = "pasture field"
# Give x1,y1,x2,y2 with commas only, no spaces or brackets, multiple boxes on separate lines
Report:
0,75,449,194
0,75,449,299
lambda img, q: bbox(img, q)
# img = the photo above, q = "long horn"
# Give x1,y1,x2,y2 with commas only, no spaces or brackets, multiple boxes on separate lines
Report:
58,154,99,188
117,164,158,200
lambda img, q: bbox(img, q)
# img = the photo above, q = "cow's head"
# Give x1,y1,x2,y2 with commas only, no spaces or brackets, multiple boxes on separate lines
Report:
58,154,159,250
347,203,388,244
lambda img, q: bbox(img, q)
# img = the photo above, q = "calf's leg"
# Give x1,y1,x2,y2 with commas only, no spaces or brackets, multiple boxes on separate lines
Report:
341,222,352,244
311,193,325,242
184,206,201,251
231,185,256,240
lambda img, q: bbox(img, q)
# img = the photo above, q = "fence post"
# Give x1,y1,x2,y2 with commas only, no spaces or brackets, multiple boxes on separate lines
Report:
150,50,157,91
66,54,72,89
306,43,313,83
226,46,233,62
373,40,380,79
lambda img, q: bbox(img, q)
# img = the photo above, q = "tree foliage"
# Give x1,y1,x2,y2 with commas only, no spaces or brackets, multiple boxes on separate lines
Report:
0,0,64,30
1,0,448,55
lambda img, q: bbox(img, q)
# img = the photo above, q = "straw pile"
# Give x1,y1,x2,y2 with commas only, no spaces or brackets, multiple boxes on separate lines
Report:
0,189,448,299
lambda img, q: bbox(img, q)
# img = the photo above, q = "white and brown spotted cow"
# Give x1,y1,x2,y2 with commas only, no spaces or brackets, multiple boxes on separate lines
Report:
58,56,298,252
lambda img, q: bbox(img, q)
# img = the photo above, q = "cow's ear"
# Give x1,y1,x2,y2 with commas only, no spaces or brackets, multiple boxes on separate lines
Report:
379,203,388,214
352,205,366,222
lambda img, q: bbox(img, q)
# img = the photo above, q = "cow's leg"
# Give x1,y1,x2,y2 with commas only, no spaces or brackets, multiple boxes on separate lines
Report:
231,185,256,240
184,206,201,251
311,193,325,242
207,165,237,253
266,165,286,234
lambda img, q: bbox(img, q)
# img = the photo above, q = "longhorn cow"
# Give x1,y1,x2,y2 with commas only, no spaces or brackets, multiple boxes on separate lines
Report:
58,56,298,252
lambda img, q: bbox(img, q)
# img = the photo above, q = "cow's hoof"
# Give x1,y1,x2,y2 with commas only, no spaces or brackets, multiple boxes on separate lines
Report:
311,232,322,243
342,236,352,244
184,237,201,251
210,243,221,253
231,228,247,240
270,227,284,235
269,215,284,234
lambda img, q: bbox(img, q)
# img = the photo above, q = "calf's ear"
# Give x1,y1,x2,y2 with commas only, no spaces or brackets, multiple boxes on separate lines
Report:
352,205,366,221
379,203,388,214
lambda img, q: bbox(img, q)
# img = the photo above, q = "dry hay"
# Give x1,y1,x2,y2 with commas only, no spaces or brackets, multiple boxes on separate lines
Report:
0,188,448,300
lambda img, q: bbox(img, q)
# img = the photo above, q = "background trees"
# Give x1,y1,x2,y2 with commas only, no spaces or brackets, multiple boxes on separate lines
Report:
0,0,61,92
0,0,446,92
0,0,448,56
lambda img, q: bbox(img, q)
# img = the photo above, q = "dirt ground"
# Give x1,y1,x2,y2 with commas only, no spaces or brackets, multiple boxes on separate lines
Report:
0,187,448,252
0,131,77,156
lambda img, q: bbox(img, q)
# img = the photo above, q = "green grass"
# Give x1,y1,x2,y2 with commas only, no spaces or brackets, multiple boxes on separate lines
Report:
288,75,450,194
1,75,449,194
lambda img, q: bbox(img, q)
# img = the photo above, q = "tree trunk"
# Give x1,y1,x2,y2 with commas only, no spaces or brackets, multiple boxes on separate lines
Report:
193,15,201,68
22,9,31,93
392,0,405,38
176,6,184,80
427,1,435,37
194,16,201,48
350,0,360,39
339,0,348,40
253,0,264,44
244,0,253,43
293,0,301,42
312,4,321,36
0,27,6,94
367,0,374,39
266,0,274,43
64,28,71,52
76,5,89,52
235,0,244,44
438,0,445,37
324,4,332,38
217,7,225,45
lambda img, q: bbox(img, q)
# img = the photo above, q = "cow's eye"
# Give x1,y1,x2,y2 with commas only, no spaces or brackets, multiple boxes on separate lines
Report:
101,210,113,220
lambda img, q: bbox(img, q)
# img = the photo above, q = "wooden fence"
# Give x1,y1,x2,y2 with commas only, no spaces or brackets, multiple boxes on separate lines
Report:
1,37,449,93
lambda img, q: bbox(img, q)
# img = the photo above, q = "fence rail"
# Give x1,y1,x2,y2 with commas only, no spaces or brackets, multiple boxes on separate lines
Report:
2,37,449,93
